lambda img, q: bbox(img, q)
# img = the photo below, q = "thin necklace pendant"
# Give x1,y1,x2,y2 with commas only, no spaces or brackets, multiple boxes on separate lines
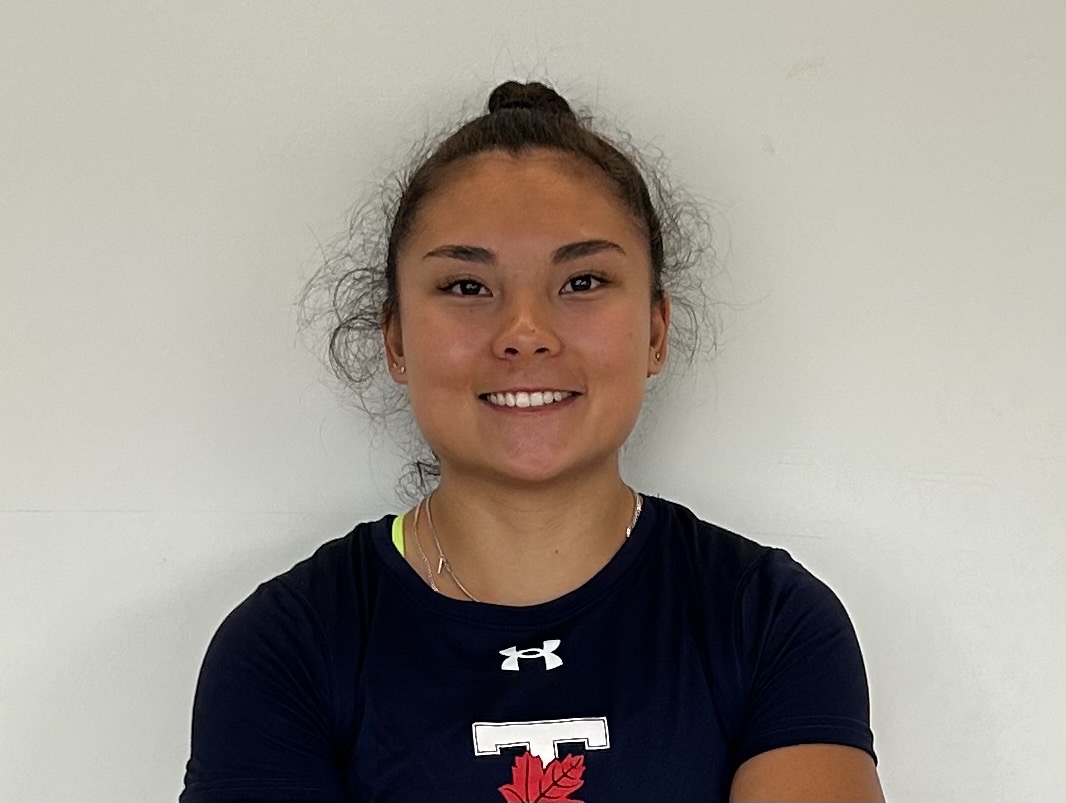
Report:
443,561,479,603
411,499,439,593
625,490,643,538
426,492,480,603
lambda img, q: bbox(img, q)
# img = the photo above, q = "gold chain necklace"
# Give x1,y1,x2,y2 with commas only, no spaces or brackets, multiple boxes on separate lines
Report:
419,487,644,603
410,497,439,594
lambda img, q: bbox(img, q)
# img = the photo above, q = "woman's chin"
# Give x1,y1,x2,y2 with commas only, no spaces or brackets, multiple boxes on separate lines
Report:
445,449,615,489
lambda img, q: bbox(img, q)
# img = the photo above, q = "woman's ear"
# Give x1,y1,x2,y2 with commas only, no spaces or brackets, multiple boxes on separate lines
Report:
647,293,671,378
382,304,407,383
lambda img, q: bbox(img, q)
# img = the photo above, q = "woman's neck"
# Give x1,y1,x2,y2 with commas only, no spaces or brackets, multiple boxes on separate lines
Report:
417,468,638,606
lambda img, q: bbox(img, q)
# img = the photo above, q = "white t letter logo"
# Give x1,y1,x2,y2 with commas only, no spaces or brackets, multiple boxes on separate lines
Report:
499,639,563,671
472,717,611,764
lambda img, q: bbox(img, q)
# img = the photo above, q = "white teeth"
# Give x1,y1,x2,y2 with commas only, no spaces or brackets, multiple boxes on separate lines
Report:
485,391,574,408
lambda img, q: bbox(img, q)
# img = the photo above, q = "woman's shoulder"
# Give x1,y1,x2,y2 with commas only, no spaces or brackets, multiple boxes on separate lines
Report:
649,496,871,759
651,495,780,577
181,518,392,800
202,513,392,661
251,513,393,619
649,495,845,618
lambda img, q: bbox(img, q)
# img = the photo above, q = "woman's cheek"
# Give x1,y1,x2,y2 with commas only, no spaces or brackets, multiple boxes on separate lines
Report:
411,315,478,370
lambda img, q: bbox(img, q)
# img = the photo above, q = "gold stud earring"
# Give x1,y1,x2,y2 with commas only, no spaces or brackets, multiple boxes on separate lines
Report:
654,352,661,361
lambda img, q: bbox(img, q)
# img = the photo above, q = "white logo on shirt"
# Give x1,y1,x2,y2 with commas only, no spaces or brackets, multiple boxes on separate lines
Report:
472,717,610,763
499,639,563,671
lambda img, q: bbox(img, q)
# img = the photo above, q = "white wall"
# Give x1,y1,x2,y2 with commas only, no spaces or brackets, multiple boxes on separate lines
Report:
1,2,1062,800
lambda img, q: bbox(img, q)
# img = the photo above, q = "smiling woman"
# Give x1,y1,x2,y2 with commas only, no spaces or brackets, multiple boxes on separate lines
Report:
388,149,666,505
179,81,884,802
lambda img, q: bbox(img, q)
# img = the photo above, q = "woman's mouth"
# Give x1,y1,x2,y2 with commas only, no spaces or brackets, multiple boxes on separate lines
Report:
479,390,577,409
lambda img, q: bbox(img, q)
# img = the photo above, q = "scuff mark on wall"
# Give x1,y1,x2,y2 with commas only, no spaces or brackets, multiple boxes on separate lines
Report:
787,55,826,79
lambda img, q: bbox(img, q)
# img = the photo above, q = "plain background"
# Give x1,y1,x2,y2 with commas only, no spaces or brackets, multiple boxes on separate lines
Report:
1,2,1063,801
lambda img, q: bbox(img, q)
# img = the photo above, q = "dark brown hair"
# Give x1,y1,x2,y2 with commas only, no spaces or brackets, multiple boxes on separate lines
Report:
297,80,715,500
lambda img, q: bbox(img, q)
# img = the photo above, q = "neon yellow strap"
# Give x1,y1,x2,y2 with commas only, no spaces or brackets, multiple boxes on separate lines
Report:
391,512,405,558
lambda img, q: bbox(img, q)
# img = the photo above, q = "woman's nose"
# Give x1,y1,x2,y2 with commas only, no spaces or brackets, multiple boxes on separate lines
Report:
491,294,562,358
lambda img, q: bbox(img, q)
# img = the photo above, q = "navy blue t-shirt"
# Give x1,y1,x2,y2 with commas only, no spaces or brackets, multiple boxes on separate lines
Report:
180,495,875,801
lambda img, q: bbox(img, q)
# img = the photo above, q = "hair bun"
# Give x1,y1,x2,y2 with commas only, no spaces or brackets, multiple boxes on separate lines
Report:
487,81,575,118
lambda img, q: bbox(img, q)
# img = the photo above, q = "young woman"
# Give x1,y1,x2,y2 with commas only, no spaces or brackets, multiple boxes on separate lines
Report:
180,81,884,802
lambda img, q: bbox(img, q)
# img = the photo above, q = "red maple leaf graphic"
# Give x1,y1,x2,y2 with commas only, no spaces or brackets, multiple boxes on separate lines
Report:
498,750,585,802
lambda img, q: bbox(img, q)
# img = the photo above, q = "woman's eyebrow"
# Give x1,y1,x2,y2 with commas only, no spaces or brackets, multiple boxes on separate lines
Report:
422,244,493,262
554,239,627,262
422,239,626,264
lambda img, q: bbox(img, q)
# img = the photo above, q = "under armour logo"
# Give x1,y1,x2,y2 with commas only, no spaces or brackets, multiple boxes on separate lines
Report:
499,639,563,671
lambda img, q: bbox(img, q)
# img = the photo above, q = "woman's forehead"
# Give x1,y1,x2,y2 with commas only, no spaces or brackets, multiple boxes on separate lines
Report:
437,147,610,190
408,150,644,246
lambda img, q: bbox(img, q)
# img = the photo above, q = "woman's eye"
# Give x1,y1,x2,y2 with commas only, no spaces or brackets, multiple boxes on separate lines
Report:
444,279,489,296
562,274,604,293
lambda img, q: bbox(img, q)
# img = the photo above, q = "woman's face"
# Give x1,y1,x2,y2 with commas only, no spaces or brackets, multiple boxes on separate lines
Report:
385,148,669,487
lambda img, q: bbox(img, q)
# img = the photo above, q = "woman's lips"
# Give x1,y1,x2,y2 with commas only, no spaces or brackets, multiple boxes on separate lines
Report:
479,390,580,410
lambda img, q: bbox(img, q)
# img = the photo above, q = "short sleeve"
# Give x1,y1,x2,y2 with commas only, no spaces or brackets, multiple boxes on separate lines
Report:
179,579,348,801
732,549,877,768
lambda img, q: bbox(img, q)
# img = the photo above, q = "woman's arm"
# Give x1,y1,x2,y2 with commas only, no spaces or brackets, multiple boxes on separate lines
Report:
726,549,882,801
730,743,885,802
180,580,347,801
